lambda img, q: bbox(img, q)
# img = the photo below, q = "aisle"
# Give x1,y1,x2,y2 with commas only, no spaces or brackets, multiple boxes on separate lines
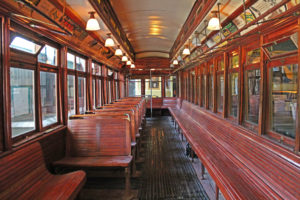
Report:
138,116,209,200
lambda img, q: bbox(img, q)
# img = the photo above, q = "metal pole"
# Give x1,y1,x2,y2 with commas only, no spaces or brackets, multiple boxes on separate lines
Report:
150,69,152,118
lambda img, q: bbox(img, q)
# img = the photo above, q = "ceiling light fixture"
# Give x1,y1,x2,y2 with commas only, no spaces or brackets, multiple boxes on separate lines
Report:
115,45,123,56
126,60,132,65
105,33,115,47
173,59,178,65
130,64,135,68
207,3,221,31
122,54,128,62
182,44,190,55
86,12,100,31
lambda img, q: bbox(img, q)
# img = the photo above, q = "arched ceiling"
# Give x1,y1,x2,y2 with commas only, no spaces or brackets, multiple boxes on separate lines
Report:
110,0,196,59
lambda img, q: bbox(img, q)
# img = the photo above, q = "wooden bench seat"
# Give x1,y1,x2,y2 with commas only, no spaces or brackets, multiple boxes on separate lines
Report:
169,99,300,199
0,142,86,200
53,117,133,198
54,156,132,168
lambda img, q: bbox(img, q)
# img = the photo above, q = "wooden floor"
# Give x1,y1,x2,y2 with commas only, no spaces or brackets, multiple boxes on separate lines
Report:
79,116,209,200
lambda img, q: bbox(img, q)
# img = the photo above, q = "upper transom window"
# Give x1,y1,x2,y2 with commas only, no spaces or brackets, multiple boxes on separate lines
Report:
10,36,41,54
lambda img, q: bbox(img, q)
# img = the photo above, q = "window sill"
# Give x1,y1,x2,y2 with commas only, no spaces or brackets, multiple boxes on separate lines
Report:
13,125,66,148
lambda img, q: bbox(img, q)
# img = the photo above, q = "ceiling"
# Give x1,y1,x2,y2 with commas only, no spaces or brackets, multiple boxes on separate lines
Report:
110,0,196,59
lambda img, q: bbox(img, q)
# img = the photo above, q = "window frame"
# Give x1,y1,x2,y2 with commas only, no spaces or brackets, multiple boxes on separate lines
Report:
9,33,61,143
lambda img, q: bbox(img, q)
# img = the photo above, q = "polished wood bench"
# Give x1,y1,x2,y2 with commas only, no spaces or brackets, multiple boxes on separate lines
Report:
70,112,139,174
0,142,86,200
53,117,133,198
169,100,300,199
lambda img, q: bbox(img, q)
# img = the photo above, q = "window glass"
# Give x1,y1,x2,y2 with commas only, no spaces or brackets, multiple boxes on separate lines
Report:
145,77,162,98
208,65,214,110
217,74,224,112
108,80,112,103
67,53,75,69
165,76,177,97
246,48,260,65
92,79,96,109
218,60,224,71
76,57,86,72
38,45,58,66
229,73,239,117
270,64,298,138
245,69,260,124
116,81,119,100
67,75,76,116
264,33,298,58
97,80,102,106
108,69,114,76
129,79,142,97
10,36,41,54
230,53,239,68
201,75,206,106
78,77,86,113
40,71,57,127
10,68,35,137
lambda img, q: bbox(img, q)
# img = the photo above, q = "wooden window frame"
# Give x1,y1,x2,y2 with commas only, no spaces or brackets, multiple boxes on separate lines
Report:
9,33,61,144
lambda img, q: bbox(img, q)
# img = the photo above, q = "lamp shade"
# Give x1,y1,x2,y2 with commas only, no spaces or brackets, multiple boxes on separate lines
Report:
182,47,190,55
122,54,128,62
115,47,122,56
126,60,132,65
207,17,221,30
130,64,135,68
173,60,178,65
86,12,100,31
105,34,115,47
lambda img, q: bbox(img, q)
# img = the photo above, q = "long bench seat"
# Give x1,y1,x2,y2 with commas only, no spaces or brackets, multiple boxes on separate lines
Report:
169,100,300,200
0,142,86,200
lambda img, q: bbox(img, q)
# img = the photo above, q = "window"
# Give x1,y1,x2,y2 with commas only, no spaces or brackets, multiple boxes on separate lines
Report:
217,58,224,112
38,45,58,66
92,79,96,109
10,36,41,54
78,77,86,113
40,72,58,127
67,52,87,114
229,73,239,117
269,64,298,139
129,79,142,97
92,62,103,107
67,53,75,69
201,75,206,107
146,77,162,98
264,33,298,59
244,47,261,125
76,57,86,72
245,70,260,124
10,68,35,138
165,76,177,97
228,51,239,118
98,79,102,107
208,64,214,110
67,75,76,116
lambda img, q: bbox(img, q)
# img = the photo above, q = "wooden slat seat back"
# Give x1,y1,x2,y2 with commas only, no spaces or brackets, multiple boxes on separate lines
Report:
170,100,300,199
67,117,131,157
115,98,146,117
70,112,136,143
162,98,177,108
0,142,86,200
102,105,142,128
96,107,140,134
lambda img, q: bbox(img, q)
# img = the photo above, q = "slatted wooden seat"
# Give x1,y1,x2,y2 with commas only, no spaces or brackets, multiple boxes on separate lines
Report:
169,99,300,200
0,142,86,200
53,117,133,198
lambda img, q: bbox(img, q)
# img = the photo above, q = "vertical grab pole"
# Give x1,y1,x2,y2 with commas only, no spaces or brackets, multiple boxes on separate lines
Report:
150,69,152,118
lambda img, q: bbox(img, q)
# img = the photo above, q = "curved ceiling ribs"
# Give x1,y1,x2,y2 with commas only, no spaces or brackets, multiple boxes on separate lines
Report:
109,0,196,59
